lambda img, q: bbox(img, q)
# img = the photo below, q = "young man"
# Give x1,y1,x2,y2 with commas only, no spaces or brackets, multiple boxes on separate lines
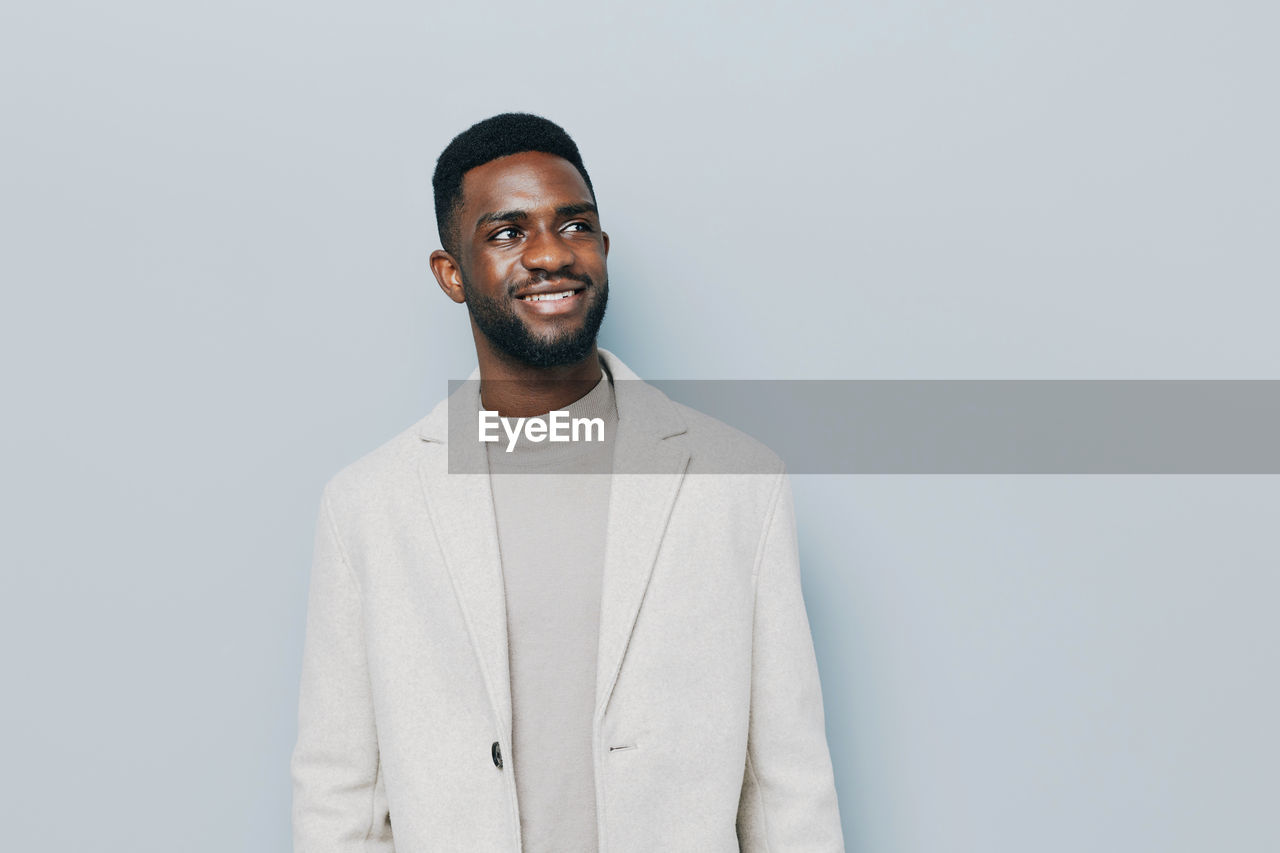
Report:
291,113,844,852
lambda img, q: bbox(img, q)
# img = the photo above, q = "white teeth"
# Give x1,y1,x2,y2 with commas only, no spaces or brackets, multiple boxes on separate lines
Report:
523,291,575,302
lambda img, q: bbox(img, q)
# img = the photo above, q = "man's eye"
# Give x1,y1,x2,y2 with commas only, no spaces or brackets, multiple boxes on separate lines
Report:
491,227,520,240
563,221,592,233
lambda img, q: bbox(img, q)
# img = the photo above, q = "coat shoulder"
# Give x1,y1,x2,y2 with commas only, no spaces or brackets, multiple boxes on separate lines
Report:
668,399,787,479
318,414,432,518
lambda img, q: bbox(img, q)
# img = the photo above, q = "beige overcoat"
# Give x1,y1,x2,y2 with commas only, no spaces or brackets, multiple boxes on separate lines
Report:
291,349,844,852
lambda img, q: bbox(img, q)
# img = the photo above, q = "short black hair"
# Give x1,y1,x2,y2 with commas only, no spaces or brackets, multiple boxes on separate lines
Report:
432,112,595,256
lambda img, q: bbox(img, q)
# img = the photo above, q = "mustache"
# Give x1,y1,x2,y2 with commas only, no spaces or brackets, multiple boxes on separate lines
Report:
506,271,594,297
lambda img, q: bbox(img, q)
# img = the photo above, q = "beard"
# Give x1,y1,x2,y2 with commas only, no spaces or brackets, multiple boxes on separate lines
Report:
461,270,609,368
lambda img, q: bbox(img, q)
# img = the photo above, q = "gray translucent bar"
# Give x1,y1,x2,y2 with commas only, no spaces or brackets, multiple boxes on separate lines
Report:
447,380,1280,474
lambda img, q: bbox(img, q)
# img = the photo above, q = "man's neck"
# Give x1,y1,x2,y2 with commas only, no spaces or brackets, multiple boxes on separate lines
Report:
475,343,604,418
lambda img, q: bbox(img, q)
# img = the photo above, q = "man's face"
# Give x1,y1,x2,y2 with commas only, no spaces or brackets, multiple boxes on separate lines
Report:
447,150,609,368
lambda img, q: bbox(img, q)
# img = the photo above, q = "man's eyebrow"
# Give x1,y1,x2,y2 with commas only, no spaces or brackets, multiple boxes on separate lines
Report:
556,202,598,218
474,209,528,230
473,202,598,231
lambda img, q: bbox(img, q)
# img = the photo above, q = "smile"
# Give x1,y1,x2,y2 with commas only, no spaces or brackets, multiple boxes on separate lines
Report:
520,290,578,302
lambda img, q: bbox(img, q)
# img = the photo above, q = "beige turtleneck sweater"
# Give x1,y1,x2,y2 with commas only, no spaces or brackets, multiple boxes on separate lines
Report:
484,368,618,852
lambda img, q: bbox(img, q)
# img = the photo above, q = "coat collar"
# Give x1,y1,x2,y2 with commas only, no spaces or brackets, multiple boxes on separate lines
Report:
414,348,691,751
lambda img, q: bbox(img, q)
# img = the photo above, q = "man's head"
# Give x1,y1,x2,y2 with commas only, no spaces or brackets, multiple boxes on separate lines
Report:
429,114,609,370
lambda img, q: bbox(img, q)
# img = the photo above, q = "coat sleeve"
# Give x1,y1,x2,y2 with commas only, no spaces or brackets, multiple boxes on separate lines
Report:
291,487,396,852
736,471,845,851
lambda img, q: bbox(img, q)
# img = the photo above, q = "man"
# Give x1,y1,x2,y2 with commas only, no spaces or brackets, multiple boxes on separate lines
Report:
291,113,844,852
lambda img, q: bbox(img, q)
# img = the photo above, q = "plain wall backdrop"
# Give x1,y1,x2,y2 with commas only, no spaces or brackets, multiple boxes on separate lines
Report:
2,1,1277,850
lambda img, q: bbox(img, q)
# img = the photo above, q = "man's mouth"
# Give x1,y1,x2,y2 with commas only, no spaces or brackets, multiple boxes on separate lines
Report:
520,290,580,303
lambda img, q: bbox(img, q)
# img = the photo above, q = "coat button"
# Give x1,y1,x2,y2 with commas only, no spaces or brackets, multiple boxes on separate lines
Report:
491,741,503,769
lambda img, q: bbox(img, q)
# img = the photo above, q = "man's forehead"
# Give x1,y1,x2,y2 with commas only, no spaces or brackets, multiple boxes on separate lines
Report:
461,151,593,216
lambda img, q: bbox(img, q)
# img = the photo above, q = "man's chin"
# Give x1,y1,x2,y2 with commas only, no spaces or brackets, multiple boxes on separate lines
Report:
503,336,598,368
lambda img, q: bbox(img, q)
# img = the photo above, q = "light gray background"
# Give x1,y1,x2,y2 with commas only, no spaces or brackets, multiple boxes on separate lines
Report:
2,2,1277,850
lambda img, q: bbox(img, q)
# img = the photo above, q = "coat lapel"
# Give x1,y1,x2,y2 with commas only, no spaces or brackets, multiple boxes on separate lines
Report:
417,375,513,744
593,351,689,717
413,350,690,739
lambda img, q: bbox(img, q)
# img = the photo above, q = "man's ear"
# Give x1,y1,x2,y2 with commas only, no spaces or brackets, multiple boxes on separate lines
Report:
602,231,610,257
429,250,467,304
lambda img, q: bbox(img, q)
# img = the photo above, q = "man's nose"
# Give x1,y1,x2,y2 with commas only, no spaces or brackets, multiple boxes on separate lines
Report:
520,228,575,274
